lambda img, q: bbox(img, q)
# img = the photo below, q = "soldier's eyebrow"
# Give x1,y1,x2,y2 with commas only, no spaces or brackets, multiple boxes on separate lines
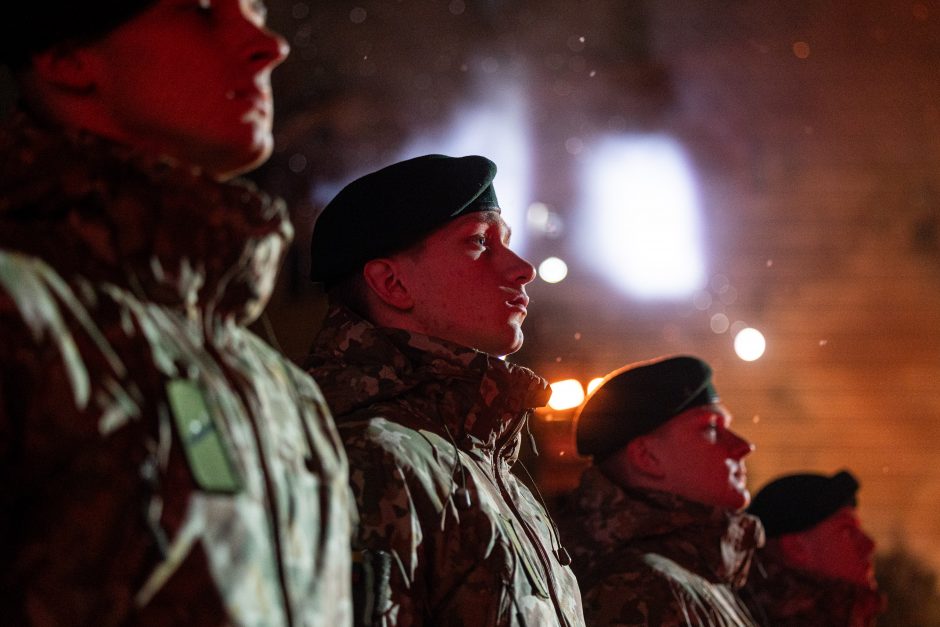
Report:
477,211,512,244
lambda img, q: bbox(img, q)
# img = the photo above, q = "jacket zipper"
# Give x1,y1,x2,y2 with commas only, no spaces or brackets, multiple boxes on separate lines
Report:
205,339,295,627
492,414,571,627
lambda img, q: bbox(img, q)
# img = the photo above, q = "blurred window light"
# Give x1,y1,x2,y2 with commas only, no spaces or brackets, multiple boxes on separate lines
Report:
586,377,605,395
734,327,766,361
548,379,585,410
397,80,532,253
579,135,706,299
526,202,565,237
527,202,551,230
538,257,568,284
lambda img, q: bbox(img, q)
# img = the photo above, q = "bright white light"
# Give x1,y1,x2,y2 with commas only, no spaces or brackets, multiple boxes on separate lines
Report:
586,377,605,395
527,202,551,231
579,135,706,299
734,327,766,361
538,257,568,283
548,379,585,410
526,202,564,237
398,80,532,253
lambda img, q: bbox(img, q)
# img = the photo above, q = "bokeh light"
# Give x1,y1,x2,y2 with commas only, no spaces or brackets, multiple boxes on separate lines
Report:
710,313,730,334
548,379,585,410
538,257,569,283
734,327,766,361
586,377,605,395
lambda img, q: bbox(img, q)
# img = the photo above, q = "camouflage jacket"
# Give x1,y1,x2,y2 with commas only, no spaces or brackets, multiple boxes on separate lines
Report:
741,548,884,627
555,467,763,627
305,305,585,627
0,114,352,626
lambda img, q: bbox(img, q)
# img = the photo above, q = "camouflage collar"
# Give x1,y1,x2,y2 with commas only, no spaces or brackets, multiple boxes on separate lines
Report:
306,305,550,454
571,466,764,586
0,110,291,323
747,548,883,624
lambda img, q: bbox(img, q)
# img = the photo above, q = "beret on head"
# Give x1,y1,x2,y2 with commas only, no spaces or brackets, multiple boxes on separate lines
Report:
748,470,860,538
2,1,158,68
310,154,499,286
575,355,719,460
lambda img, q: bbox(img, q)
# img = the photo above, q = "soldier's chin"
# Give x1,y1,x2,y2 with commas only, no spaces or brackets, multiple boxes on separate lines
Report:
499,327,525,357
215,134,273,180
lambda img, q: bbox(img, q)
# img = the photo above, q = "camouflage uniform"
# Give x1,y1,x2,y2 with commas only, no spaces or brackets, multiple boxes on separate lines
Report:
306,305,585,627
555,467,762,627
742,549,884,627
0,114,352,626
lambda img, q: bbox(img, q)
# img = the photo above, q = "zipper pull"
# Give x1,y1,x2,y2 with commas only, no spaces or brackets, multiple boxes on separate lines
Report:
454,486,473,510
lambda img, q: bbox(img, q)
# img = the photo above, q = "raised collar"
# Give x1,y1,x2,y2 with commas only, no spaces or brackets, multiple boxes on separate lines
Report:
570,466,764,586
747,548,884,624
306,305,550,455
0,110,291,324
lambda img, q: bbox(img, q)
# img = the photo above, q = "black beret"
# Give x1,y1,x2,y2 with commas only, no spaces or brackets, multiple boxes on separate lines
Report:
2,1,158,68
748,470,860,538
575,355,719,460
310,154,499,286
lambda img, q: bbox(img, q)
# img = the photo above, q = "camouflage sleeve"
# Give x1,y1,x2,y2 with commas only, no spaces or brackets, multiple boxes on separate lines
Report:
0,297,37,624
343,423,427,627
0,301,12,468
0,293,35,487
582,570,688,627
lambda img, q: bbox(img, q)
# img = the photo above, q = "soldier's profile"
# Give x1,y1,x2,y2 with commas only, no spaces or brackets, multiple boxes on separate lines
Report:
556,355,762,626
744,470,884,626
0,1,352,624
305,154,586,626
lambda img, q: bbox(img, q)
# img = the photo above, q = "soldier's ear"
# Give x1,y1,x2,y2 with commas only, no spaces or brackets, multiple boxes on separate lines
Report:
362,258,414,311
625,436,665,479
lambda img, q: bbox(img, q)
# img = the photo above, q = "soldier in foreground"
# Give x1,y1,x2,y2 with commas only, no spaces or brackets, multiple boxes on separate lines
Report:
0,2,351,624
305,154,585,626
556,355,763,626
743,471,884,626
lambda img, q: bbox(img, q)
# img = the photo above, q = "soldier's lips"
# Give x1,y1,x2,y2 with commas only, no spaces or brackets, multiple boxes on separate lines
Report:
505,292,529,314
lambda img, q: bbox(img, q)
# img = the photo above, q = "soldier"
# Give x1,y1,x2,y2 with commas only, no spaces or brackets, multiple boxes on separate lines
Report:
305,154,585,626
0,2,351,625
555,355,763,626
743,471,884,626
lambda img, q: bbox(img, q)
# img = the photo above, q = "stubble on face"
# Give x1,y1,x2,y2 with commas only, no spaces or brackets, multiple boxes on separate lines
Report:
646,406,754,511
79,0,287,179
395,212,534,356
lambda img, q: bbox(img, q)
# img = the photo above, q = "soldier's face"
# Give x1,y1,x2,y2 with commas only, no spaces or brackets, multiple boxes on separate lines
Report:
394,211,536,356
783,506,876,587
76,0,288,179
643,404,754,511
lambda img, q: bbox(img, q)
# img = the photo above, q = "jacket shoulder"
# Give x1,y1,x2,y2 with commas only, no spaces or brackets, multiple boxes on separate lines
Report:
239,330,331,404
583,563,687,626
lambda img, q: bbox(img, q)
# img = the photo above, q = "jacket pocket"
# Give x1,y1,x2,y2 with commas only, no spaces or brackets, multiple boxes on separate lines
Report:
497,514,550,600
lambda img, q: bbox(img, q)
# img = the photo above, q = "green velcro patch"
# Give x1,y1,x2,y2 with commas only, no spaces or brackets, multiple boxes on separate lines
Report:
166,379,242,493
